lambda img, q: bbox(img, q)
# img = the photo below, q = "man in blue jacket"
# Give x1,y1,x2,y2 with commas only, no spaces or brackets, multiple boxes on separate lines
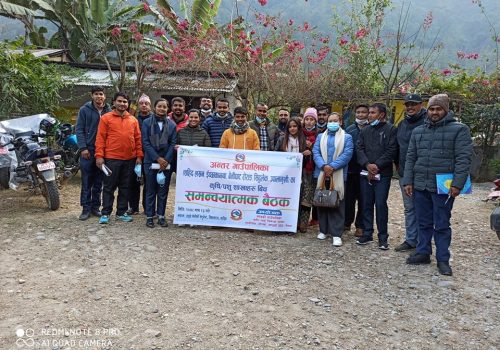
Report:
202,98,233,147
403,94,472,276
75,86,111,220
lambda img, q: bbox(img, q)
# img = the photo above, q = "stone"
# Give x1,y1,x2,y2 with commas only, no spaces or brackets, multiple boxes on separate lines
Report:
232,271,240,276
437,280,454,288
145,329,161,337
309,298,321,303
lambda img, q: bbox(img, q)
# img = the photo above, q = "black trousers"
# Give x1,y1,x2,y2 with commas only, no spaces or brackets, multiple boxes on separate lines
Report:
128,163,146,212
344,172,364,229
102,159,135,216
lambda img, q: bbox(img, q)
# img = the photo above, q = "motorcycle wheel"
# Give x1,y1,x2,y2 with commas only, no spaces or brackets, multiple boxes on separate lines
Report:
43,180,60,210
0,167,9,189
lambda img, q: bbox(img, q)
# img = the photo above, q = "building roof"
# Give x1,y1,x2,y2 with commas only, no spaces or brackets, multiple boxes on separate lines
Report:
68,68,238,93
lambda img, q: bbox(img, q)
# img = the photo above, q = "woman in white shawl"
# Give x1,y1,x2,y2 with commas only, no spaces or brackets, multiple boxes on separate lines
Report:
312,113,354,246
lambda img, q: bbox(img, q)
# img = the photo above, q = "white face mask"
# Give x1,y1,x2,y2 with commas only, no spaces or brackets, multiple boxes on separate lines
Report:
356,118,368,125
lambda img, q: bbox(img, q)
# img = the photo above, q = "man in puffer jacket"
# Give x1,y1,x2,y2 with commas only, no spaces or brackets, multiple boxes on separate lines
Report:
403,94,473,276
202,98,233,147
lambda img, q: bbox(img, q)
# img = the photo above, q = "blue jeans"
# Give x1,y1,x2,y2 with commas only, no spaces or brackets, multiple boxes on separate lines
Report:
399,178,418,247
144,165,172,218
360,175,391,242
414,190,454,262
79,150,102,210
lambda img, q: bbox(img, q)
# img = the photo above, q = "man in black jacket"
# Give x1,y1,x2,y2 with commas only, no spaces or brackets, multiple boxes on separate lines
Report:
356,103,397,250
75,86,111,220
403,94,472,276
394,94,427,251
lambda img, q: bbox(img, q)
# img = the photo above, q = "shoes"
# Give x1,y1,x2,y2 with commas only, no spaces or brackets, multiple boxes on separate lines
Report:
158,217,168,227
79,210,91,221
395,241,415,252
437,261,453,276
116,213,133,222
99,215,109,224
317,232,326,240
406,253,431,265
146,218,155,228
355,228,364,237
91,208,101,217
189,224,195,228
126,209,139,215
356,236,373,245
332,237,342,247
178,224,185,227
309,219,319,227
378,241,389,250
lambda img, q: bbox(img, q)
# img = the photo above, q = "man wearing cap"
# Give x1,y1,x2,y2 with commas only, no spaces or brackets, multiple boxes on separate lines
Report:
394,94,427,252
403,94,472,276
249,103,279,151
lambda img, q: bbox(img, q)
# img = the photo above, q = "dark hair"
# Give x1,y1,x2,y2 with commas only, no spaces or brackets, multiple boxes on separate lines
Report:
256,102,267,108
171,97,185,105
188,108,201,117
370,103,387,117
112,92,129,102
154,98,168,108
355,104,369,111
201,96,212,101
278,107,290,113
317,105,329,113
216,98,229,106
91,86,105,94
234,106,247,116
282,117,306,152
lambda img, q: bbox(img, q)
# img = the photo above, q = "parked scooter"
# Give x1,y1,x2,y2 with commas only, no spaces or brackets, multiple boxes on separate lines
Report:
488,177,500,240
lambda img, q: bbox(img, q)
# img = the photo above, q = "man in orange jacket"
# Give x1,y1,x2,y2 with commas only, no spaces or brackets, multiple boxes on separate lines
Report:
95,92,143,224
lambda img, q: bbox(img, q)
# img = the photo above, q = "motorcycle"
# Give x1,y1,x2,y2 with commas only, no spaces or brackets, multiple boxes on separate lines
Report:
54,122,80,180
488,177,500,240
1,133,62,210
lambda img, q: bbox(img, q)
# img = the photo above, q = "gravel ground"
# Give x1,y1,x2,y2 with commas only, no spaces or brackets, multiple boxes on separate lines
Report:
0,177,498,350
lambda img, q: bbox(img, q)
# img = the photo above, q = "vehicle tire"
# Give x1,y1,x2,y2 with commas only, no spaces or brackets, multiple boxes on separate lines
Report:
44,180,60,210
0,167,10,189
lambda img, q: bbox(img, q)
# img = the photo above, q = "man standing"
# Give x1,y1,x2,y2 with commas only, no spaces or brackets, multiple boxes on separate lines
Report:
200,96,213,122
403,94,472,276
169,97,189,132
394,94,427,251
75,86,111,221
95,92,143,224
344,104,369,237
202,98,233,147
249,103,279,151
316,106,329,134
356,103,397,250
277,108,290,136
127,94,153,215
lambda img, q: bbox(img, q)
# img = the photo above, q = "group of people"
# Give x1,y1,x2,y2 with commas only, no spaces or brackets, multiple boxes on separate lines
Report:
75,86,473,276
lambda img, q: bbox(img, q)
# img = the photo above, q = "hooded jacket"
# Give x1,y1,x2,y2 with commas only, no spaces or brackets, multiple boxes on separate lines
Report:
395,108,426,177
402,112,472,192
75,101,111,151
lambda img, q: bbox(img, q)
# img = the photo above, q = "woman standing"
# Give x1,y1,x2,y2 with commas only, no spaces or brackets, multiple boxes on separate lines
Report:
312,113,354,246
142,99,177,228
219,107,260,150
275,118,312,233
303,108,319,227
177,109,212,148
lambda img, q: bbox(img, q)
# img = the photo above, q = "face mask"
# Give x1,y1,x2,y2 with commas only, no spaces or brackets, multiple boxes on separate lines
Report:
356,118,368,125
157,171,166,186
134,164,142,178
370,119,380,127
256,116,266,124
327,122,340,132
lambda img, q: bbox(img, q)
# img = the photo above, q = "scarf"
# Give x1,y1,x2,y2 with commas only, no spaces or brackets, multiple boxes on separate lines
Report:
255,116,270,126
316,128,346,200
287,136,300,153
230,121,249,135
150,115,170,150
303,128,317,173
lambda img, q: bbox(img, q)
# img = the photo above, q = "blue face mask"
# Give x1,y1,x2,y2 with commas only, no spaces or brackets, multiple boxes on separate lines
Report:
327,122,340,132
370,119,380,126
134,164,142,178
157,171,166,186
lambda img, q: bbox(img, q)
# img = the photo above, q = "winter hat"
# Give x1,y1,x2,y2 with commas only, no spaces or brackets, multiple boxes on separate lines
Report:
303,107,318,121
138,94,151,104
428,94,449,113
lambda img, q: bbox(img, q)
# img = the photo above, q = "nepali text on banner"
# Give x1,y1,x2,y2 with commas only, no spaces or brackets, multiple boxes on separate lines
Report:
174,146,303,232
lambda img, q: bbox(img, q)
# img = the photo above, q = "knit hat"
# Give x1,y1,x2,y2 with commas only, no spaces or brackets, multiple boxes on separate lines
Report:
138,94,151,104
303,107,318,121
428,94,449,113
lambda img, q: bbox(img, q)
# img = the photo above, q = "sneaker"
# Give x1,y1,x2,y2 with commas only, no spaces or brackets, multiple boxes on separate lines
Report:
356,236,373,245
116,213,133,222
126,209,139,215
146,218,155,228
79,210,91,221
395,241,415,252
99,215,109,224
378,241,389,250
332,237,342,247
317,232,326,240
189,224,195,228
158,217,168,227
354,228,364,237
90,208,101,217
406,253,431,265
437,262,453,276
309,219,319,227
178,224,185,227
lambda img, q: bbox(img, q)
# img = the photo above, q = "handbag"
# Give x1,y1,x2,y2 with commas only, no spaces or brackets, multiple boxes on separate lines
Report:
312,175,340,208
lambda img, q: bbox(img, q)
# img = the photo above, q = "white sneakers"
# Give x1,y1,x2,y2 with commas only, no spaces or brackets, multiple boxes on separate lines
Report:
317,232,326,240
332,237,342,247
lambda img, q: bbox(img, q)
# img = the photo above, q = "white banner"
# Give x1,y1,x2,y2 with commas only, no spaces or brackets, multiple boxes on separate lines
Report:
174,146,303,232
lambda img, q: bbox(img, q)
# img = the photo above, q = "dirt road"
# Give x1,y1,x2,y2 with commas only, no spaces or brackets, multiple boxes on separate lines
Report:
0,178,498,349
